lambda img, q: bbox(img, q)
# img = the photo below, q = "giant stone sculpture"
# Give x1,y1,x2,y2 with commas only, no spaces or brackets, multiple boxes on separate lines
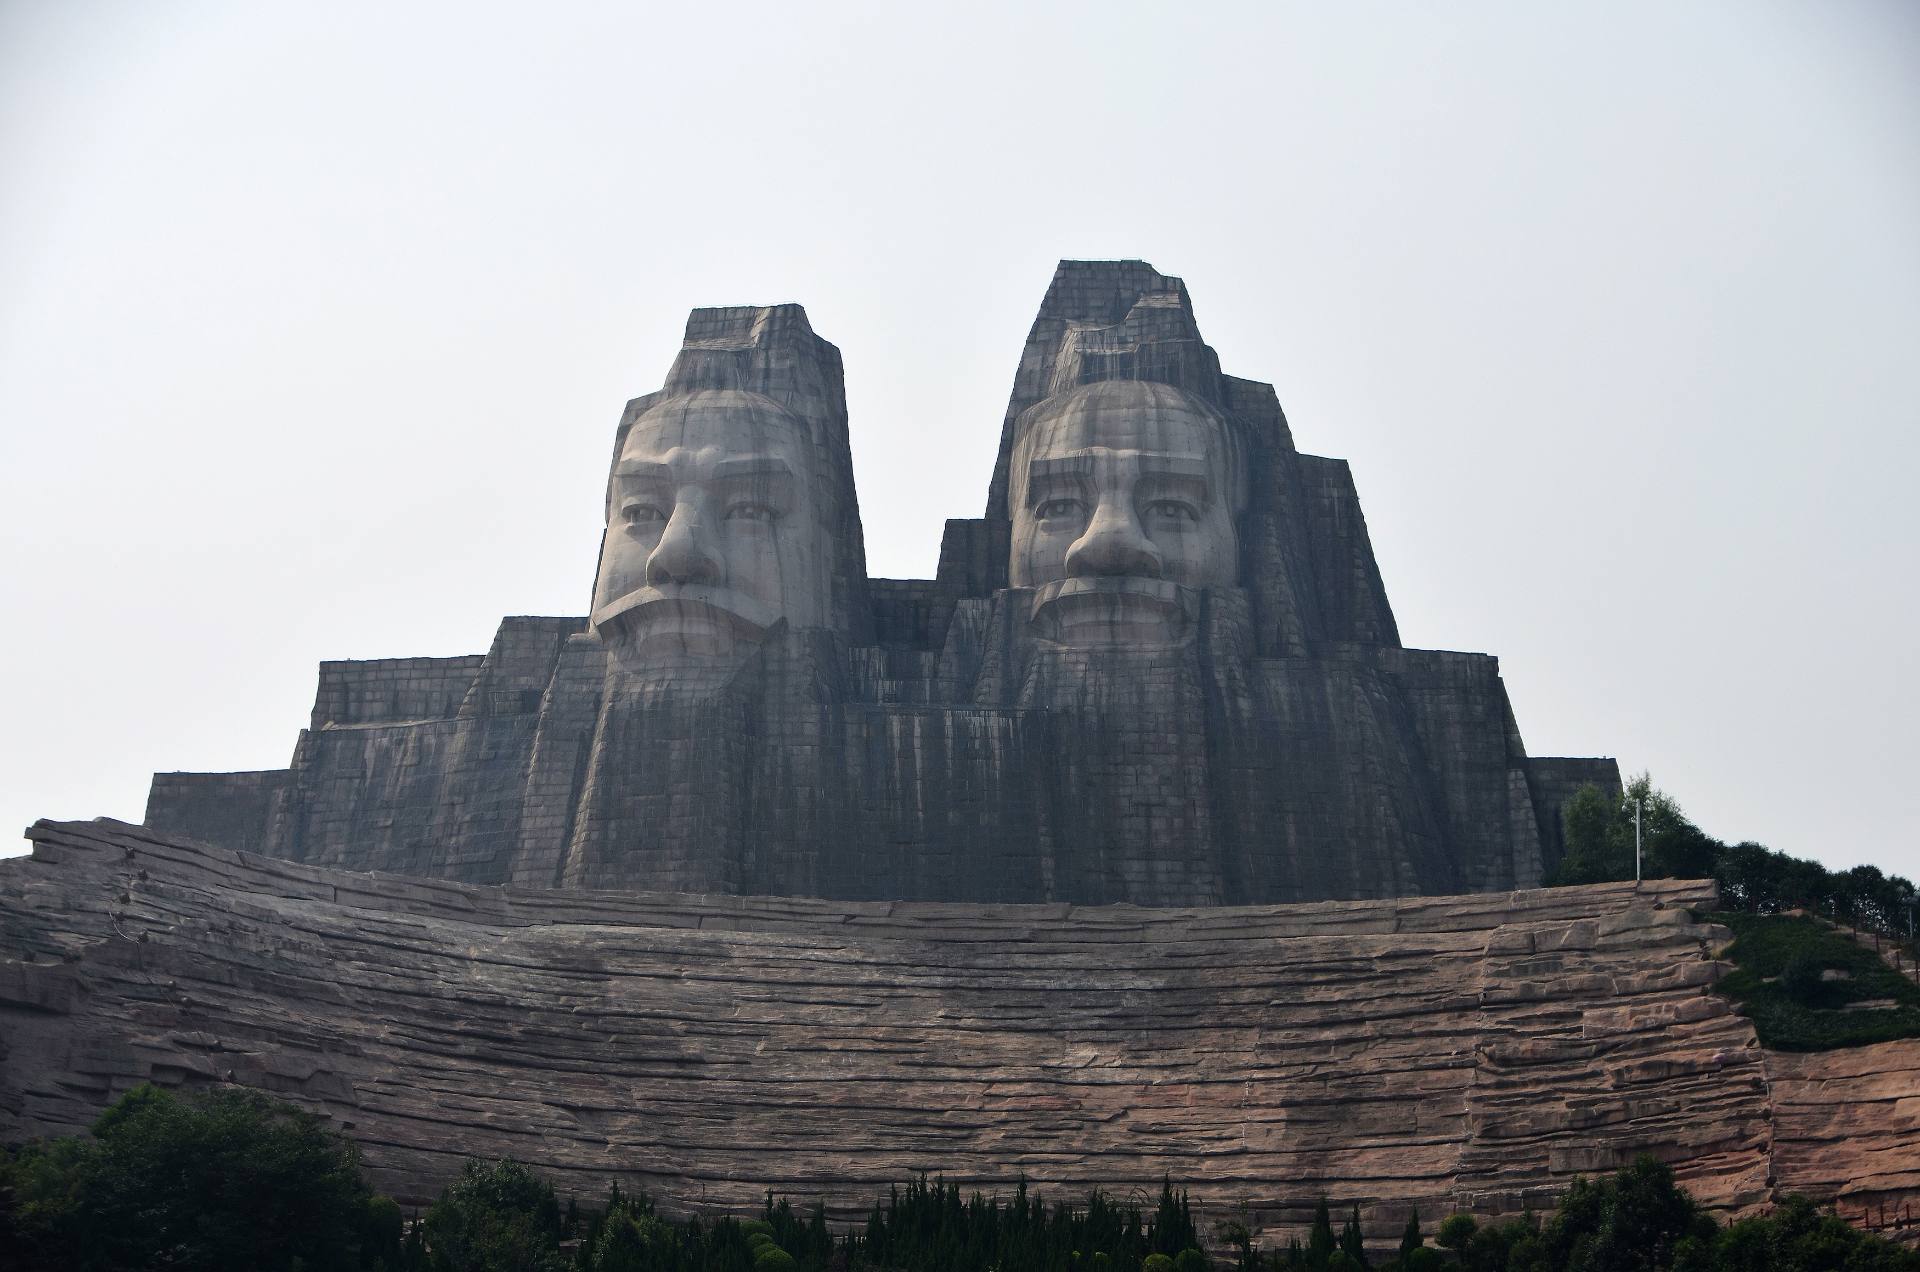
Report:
145,261,1619,904
594,390,830,665
21,262,1910,1250
1010,380,1244,645
590,303,868,677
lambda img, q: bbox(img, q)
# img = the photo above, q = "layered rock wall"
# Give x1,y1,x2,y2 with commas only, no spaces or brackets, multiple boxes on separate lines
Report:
13,821,1910,1250
1765,1041,1920,1221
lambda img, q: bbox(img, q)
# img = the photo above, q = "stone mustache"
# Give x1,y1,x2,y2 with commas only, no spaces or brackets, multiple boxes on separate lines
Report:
146,261,1618,905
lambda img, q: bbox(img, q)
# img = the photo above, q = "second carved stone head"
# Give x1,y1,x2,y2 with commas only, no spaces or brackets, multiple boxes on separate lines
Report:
996,265,1249,646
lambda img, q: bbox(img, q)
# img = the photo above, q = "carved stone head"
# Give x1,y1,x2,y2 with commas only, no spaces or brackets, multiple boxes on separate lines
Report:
591,389,833,664
589,305,867,672
1010,380,1244,645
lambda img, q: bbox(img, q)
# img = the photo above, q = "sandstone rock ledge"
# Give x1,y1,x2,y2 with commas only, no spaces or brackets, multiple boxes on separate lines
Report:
0,819,1904,1247
1766,1039,1920,1227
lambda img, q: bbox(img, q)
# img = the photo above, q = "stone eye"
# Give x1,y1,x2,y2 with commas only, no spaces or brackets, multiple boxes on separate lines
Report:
1036,498,1084,521
725,502,776,523
621,501,667,527
1142,499,1198,523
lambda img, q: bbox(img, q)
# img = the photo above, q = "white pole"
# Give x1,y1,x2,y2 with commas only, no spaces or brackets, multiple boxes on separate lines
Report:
1634,798,1643,883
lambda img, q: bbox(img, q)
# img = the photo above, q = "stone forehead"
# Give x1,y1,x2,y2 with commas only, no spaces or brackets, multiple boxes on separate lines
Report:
624,388,807,448
1016,380,1247,508
1020,380,1229,443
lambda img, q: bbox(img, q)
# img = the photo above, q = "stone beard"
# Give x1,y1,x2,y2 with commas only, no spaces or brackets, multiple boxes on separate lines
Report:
1009,380,1245,645
590,388,834,669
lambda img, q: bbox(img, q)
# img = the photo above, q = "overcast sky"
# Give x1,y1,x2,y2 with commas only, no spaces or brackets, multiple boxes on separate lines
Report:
4,1,1916,882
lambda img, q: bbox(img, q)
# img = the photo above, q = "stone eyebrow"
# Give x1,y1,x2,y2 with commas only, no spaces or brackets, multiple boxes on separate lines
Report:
1028,455,1096,483
613,459,673,481
1133,454,1210,481
1029,451,1211,480
610,457,794,483
711,457,794,482
1135,459,1213,503
1025,456,1091,509
1026,452,1213,503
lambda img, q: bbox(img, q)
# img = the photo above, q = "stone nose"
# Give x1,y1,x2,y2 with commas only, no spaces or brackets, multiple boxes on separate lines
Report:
646,502,723,587
1064,501,1163,580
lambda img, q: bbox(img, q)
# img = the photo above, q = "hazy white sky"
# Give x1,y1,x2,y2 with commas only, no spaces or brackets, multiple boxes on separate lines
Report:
3,1,1916,881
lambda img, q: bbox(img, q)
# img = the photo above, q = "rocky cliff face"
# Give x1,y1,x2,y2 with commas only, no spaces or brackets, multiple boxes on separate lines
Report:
8,820,1912,1248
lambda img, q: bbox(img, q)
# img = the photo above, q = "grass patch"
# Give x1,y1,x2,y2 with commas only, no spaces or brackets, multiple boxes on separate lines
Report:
1705,910,1920,1051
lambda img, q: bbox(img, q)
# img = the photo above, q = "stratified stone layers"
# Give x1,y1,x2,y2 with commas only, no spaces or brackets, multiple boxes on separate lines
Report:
1765,1041,1920,1222
5,820,1846,1249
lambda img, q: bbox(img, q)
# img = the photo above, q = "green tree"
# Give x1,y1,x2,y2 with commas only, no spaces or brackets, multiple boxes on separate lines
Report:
1397,1208,1422,1261
421,1158,567,1272
1710,1193,1920,1272
1436,1213,1477,1253
363,1194,408,1269
1337,1205,1367,1268
1151,1178,1201,1256
0,1082,390,1272
1465,1219,1525,1272
1540,1156,1710,1272
1216,1217,1257,1272
1550,775,1711,886
1550,785,1626,884
591,1202,675,1272
1308,1198,1337,1268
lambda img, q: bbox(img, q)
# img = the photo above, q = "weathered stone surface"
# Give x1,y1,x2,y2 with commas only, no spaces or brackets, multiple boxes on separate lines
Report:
1765,1041,1920,1220
18,819,1908,1249
144,262,1618,904
53,262,1915,1256
589,305,871,673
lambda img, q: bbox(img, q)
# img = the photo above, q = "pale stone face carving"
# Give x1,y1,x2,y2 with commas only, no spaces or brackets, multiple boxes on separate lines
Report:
591,389,831,664
1010,381,1241,645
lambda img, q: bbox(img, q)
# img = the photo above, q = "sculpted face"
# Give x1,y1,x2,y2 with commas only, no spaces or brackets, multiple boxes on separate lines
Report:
591,389,831,665
1010,381,1241,645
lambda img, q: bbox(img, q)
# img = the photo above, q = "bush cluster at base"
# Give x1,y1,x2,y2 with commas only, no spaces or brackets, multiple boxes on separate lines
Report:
0,1083,405,1271
6,1086,1920,1271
